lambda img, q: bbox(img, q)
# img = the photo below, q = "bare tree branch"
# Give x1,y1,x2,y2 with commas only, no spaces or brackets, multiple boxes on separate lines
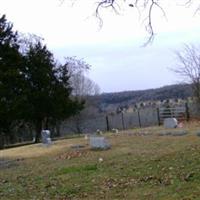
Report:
95,0,167,45
95,0,120,28
68,0,199,44
174,44,200,104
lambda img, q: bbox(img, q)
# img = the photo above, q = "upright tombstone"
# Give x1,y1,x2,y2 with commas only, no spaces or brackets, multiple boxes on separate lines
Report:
41,130,52,145
84,134,89,140
89,136,111,150
163,118,178,129
112,128,119,134
96,129,103,135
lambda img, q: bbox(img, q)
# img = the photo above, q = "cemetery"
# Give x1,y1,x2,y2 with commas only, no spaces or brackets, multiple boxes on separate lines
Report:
1,120,200,199
1,3,200,200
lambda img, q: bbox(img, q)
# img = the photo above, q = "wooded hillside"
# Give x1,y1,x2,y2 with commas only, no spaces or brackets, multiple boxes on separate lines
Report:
98,84,192,109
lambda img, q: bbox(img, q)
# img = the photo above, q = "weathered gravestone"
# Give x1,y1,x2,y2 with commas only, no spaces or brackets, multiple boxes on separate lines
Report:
163,118,178,128
41,130,52,145
158,131,172,136
84,134,89,140
71,144,85,149
96,129,103,135
112,128,119,134
89,136,111,150
159,129,188,136
171,130,188,136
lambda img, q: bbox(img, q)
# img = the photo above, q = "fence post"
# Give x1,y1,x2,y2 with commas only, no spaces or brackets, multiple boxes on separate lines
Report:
137,110,142,128
156,108,161,126
185,102,190,121
121,112,125,130
106,115,110,131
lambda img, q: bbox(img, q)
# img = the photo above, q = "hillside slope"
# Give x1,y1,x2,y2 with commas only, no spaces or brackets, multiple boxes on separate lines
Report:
99,84,192,105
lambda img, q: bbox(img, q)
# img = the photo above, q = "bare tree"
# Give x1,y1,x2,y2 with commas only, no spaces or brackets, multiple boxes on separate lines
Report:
64,57,101,133
64,56,100,97
175,44,200,106
70,69,100,97
18,33,44,55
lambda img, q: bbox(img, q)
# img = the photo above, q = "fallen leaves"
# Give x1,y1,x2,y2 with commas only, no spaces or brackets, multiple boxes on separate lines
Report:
102,177,136,190
55,150,89,160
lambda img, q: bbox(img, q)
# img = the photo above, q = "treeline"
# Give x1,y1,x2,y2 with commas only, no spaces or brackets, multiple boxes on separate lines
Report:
99,84,192,105
0,15,85,148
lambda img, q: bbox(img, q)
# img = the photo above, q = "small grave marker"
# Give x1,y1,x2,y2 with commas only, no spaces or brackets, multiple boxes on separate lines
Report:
159,129,188,136
41,130,52,145
112,128,119,133
89,136,111,150
84,134,89,140
164,118,178,128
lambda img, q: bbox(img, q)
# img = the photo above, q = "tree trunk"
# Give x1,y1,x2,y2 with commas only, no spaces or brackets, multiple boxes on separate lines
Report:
9,133,17,144
43,117,49,129
55,121,61,137
0,134,5,149
74,115,83,134
35,120,42,143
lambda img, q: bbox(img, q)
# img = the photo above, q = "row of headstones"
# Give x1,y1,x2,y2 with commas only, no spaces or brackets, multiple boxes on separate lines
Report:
41,129,111,150
40,118,185,147
41,118,199,148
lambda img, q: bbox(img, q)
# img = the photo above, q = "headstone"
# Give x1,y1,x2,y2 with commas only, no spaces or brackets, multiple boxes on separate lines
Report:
41,129,52,145
84,134,88,140
159,130,188,136
89,136,111,150
112,128,119,133
71,144,85,149
158,131,172,136
32,137,36,143
96,129,103,135
171,130,188,136
163,118,178,128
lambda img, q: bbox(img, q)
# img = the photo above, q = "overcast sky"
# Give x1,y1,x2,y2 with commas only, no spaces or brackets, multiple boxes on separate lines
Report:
1,0,200,92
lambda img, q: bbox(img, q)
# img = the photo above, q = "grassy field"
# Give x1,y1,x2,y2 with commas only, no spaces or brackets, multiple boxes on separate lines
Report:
1,122,200,200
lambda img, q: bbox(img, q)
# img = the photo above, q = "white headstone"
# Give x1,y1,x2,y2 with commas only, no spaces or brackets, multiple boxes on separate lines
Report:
41,130,52,145
96,129,103,135
112,128,119,133
84,134,88,140
163,118,178,128
89,136,111,150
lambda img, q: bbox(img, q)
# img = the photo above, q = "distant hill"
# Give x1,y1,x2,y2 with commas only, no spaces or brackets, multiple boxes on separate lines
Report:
98,84,192,108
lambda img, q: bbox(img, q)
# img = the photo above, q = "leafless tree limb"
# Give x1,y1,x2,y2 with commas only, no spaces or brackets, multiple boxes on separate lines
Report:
67,0,199,44
95,0,121,28
95,0,167,45
174,44,200,104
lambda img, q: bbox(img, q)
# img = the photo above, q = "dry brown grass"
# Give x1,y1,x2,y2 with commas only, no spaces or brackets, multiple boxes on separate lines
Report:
1,137,86,159
1,121,200,200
